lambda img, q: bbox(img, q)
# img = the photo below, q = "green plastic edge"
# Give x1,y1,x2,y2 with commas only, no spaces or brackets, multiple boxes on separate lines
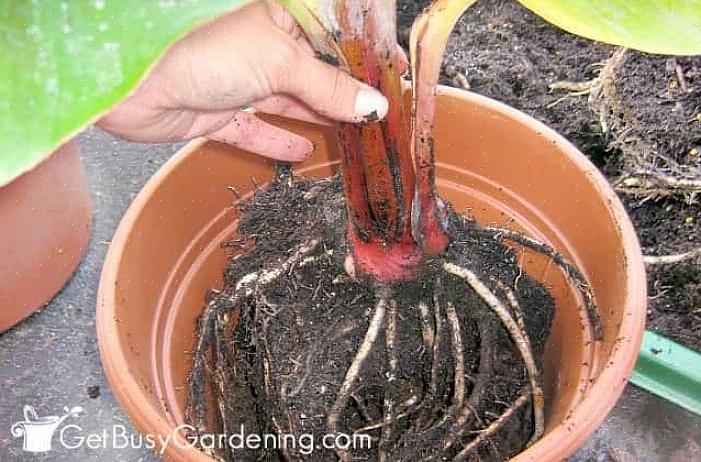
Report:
630,330,701,417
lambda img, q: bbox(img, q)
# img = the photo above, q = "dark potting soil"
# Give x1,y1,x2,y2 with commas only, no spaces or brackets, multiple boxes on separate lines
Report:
398,0,700,350
623,196,701,348
188,172,556,461
612,52,701,169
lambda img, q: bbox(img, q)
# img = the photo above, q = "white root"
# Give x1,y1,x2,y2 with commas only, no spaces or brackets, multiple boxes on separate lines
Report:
484,227,602,339
547,48,626,117
234,239,319,296
446,302,466,408
494,280,527,332
618,169,701,192
418,301,435,349
328,296,388,461
415,288,446,430
188,298,220,432
189,240,320,455
453,388,532,462
380,299,399,462
644,247,701,265
270,416,294,461
354,396,419,434
443,262,545,446
441,316,494,454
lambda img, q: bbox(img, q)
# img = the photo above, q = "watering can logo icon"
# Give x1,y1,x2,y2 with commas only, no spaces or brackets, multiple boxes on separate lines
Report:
10,405,84,453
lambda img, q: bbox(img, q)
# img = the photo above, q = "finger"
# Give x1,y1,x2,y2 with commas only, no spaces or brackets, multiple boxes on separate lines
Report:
252,95,333,126
265,0,301,37
295,34,315,56
206,111,314,162
272,54,389,123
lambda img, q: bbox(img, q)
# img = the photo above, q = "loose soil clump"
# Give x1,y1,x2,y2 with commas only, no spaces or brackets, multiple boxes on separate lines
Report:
185,168,599,461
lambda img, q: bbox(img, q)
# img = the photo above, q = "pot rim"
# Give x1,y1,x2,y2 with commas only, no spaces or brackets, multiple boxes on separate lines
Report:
96,86,646,461
0,139,92,333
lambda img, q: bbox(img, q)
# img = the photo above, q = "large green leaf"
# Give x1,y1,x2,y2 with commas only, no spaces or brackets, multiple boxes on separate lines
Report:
3,0,700,187
519,0,701,55
0,0,252,186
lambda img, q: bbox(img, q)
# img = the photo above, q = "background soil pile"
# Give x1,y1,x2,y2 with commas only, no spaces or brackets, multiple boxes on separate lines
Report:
399,0,701,350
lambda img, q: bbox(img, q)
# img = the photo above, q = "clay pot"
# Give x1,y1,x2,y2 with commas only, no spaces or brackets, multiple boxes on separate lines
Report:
97,87,646,461
0,140,91,332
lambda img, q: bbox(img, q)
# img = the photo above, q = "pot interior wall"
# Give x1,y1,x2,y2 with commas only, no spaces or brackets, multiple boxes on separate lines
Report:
102,90,641,461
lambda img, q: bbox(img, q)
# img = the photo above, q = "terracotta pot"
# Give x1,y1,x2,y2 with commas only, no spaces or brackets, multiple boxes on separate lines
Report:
97,87,646,461
0,140,91,332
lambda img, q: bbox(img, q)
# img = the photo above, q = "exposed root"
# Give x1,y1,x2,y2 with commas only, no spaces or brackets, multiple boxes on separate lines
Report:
418,301,435,349
494,279,527,333
354,395,419,435
234,239,320,297
186,297,221,432
583,48,701,201
453,387,532,462
212,311,235,462
415,284,448,430
351,393,374,423
380,299,400,461
443,261,545,446
547,48,626,115
548,80,596,93
484,226,603,340
586,47,628,135
442,314,495,454
546,79,597,108
327,295,388,461
616,169,701,197
186,239,321,443
446,302,466,408
644,247,701,265
189,227,559,460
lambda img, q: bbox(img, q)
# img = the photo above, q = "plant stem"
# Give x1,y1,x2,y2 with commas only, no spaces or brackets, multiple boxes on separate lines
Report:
311,0,478,282
410,1,477,253
334,0,420,282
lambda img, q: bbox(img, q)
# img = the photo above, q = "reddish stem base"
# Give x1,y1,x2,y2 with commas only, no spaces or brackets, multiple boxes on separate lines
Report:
347,228,423,283
417,198,451,255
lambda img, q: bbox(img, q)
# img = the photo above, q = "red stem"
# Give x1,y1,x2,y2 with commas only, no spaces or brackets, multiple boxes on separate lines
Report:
411,35,449,255
333,0,452,282
334,2,422,282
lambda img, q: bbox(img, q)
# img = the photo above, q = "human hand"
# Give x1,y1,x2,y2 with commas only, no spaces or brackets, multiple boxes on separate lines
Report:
98,0,389,161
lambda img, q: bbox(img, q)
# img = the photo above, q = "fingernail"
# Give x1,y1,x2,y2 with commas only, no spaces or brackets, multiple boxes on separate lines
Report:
303,144,314,158
297,140,314,160
354,88,388,122
284,140,313,162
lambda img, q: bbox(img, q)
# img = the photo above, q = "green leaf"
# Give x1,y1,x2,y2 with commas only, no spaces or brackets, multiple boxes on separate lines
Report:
0,0,252,186
518,0,701,55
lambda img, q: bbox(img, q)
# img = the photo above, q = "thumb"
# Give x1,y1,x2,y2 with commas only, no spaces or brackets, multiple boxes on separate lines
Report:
276,54,389,124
